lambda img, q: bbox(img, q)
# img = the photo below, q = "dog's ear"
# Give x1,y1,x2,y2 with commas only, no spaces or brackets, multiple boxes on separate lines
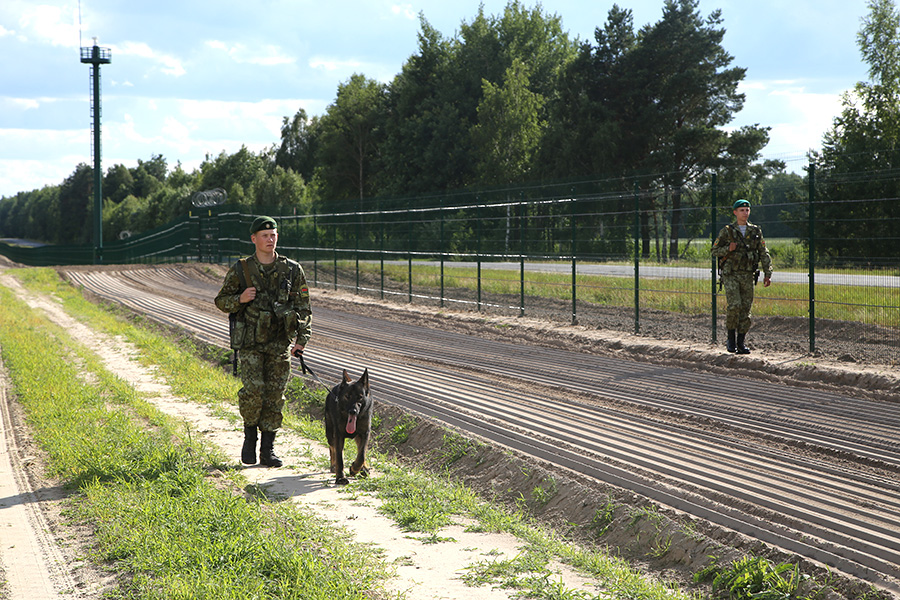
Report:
342,369,352,383
359,368,369,393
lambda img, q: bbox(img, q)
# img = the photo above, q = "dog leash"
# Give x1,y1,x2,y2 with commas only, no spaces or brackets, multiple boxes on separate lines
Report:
294,350,327,387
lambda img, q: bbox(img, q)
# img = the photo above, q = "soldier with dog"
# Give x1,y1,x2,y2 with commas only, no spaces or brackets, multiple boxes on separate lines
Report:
215,216,311,467
711,199,773,354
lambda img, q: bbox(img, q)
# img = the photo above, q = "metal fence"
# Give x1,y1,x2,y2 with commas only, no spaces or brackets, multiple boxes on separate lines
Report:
1,169,898,365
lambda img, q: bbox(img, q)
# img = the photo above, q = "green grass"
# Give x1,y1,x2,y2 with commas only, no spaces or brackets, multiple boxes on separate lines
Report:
0,273,390,600
345,261,899,327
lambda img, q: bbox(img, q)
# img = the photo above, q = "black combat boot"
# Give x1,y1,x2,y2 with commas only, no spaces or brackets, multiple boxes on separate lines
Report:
726,329,737,353
241,426,258,465
259,431,283,467
736,332,751,354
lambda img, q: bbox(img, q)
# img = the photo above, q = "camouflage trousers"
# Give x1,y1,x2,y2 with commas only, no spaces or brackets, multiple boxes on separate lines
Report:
237,348,291,432
722,271,756,333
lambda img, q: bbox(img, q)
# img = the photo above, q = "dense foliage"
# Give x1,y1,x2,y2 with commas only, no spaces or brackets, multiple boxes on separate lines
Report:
812,0,900,262
7,0,888,259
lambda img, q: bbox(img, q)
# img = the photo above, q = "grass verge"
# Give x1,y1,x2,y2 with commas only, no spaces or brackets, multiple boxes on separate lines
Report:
343,261,899,327
0,270,390,600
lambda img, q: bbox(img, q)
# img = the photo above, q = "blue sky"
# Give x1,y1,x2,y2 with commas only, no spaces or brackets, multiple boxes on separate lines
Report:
0,0,872,198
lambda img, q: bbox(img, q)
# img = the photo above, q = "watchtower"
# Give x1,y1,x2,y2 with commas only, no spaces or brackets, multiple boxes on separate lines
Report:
80,37,111,263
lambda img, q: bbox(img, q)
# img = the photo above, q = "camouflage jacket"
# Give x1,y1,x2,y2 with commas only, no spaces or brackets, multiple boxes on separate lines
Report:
711,222,773,277
215,253,311,353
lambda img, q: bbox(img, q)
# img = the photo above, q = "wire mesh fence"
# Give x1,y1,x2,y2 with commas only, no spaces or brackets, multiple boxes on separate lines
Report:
1,169,897,364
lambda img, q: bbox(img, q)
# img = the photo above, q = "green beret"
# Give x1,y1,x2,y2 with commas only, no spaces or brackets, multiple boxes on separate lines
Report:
732,199,750,209
249,216,277,234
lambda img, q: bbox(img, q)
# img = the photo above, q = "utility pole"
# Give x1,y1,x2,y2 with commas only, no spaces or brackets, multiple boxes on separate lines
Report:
80,37,111,263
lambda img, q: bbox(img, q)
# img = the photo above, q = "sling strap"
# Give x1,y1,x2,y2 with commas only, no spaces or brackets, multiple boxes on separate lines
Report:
230,257,253,376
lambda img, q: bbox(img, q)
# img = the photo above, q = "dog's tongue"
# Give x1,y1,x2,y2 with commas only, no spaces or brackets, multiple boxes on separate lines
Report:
346,414,357,435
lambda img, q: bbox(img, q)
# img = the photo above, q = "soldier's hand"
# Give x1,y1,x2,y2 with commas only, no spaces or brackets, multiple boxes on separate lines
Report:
763,276,771,287
240,287,257,303
728,242,737,251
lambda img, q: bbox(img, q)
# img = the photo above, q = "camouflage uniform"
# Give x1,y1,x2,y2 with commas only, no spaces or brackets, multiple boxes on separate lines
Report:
215,253,311,431
711,221,772,334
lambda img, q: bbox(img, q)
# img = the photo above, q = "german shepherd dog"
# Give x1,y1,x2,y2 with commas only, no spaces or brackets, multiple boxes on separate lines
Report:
324,369,371,485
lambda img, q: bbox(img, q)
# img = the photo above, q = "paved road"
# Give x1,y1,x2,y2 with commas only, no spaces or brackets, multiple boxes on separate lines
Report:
373,260,900,287
62,266,900,596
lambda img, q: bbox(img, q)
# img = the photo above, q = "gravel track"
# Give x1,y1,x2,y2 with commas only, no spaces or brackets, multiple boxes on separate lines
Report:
62,264,900,596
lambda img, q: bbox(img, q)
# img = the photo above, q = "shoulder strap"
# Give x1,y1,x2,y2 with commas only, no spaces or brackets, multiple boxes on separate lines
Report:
277,257,300,280
237,257,253,290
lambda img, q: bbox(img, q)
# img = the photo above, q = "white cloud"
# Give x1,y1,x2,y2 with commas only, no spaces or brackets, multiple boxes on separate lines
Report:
205,40,295,66
735,79,845,155
391,4,417,20
309,56,365,73
161,116,194,144
0,127,88,195
0,157,84,197
307,55,396,84
176,98,300,137
16,4,80,48
113,41,186,77
5,97,41,110
0,127,85,156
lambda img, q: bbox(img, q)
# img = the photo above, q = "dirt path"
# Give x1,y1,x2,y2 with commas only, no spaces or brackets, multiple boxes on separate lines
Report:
0,365,74,598
0,272,598,599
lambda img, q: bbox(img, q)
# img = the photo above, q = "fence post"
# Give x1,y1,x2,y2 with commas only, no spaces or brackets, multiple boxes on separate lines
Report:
633,182,640,334
571,192,577,325
477,198,482,312
313,214,319,286
808,162,816,353
332,218,338,291
407,201,413,303
440,198,445,308
355,208,360,295
519,193,525,318
379,200,384,300
711,173,718,343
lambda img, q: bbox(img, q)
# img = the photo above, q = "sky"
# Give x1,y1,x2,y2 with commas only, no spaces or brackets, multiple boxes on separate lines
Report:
0,0,874,199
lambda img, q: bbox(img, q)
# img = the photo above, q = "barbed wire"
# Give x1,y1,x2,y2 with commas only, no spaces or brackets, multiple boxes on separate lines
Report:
191,188,227,208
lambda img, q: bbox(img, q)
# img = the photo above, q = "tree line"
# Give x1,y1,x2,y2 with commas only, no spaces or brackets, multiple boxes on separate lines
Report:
1,0,899,262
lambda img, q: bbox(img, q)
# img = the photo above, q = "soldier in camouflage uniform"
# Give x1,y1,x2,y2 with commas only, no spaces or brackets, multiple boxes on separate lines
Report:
215,216,311,467
711,199,773,354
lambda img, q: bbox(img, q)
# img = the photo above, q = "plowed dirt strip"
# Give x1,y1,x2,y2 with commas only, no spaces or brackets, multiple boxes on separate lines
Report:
63,266,900,595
